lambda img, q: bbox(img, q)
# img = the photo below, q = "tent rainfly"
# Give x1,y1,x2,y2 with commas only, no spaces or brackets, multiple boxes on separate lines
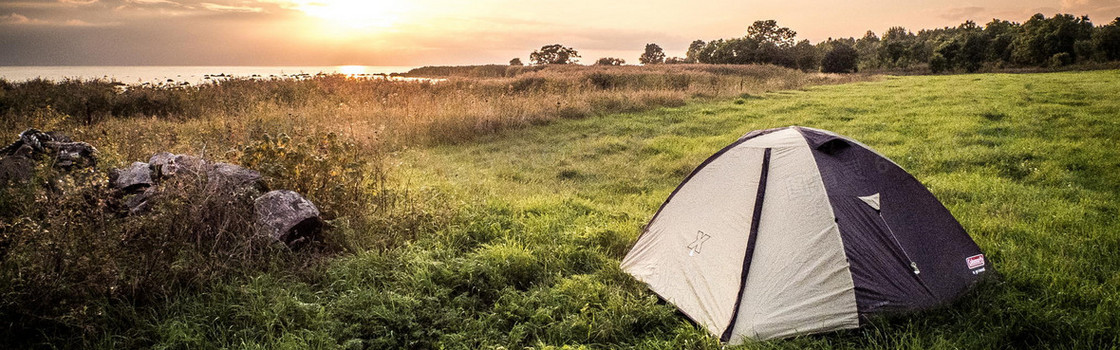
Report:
621,126,990,343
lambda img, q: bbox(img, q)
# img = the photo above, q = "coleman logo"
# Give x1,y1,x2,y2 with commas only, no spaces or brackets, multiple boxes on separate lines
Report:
687,231,711,257
966,254,985,269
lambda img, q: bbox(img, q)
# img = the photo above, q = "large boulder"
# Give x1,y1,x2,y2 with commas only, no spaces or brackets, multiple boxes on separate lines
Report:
206,162,266,195
254,190,323,246
149,152,207,179
110,162,154,192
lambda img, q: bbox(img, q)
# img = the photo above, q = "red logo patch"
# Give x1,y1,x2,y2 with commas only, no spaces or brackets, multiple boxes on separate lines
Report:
966,254,985,269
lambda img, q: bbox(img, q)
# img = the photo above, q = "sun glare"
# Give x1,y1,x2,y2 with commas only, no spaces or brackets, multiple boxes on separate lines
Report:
338,65,366,76
287,0,407,29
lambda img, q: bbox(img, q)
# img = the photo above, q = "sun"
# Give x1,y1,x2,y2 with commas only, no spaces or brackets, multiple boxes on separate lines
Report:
338,65,366,76
286,0,408,29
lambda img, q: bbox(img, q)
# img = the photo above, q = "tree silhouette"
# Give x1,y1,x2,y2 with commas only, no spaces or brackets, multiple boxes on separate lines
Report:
747,20,797,48
509,58,523,66
596,57,626,66
686,40,706,63
821,43,859,73
530,44,580,65
639,43,666,64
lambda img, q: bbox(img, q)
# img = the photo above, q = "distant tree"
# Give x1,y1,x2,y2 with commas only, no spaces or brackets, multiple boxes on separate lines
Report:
530,44,580,65
984,19,1019,63
702,38,760,64
665,57,690,64
929,53,949,73
1011,13,1094,65
595,57,626,66
639,43,666,64
854,30,881,68
879,26,915,67
686,40,706,63
792,39,820,71
821,42,859,73
509,58,523,66
684,13,1120,71
1094,18,1120,61
956,21,989,72
934,37,961,70
747,20,797,48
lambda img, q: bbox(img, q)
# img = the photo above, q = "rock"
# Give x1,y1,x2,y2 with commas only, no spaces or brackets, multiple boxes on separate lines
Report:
206,162,265,195
1,128,97,168
122,186,157,215
254,190,322,245
150,153,206,178
149,152,176,168
50,141,97,168
172,154,206,176
110,162,153,192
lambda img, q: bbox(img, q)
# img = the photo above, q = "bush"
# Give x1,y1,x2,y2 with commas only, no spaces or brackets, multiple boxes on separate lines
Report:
237,132,383,222
595,57,626,66
586,72,621,90
821,44,860,73
1049,52,1073,67
930,53,950,73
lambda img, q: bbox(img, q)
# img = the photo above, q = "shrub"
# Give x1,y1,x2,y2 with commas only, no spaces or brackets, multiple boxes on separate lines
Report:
821,44,860,73
930,53,950,73
586,72,620,90
595,57,626,66
1049,52,1072,67
237,132,383,222
508,76,548,94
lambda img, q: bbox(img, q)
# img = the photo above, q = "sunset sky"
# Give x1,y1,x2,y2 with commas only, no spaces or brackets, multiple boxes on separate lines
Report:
1,0,1118,66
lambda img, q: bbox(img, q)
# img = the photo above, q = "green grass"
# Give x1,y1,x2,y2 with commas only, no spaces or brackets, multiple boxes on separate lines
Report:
42,70,1120,348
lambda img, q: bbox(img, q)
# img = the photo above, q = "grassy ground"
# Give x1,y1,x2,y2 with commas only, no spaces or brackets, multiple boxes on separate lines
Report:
4,69,1119,348
96,70,1119,349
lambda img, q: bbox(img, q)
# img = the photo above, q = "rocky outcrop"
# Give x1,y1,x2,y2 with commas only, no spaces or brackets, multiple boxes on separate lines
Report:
3,128,324,248
0,128,98,184
109,152,319,247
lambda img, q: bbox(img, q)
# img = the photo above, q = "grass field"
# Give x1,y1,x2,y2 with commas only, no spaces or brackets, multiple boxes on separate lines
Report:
5,70,1120,348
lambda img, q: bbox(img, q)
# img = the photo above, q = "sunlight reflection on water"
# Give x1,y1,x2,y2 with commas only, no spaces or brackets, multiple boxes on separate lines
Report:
0,65,435,85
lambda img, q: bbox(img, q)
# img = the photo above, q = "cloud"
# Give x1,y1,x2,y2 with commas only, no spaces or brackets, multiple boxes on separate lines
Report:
63,18,119,26
939,6,986,21
1061,0,1120,15
1,12,116,26
200,2,263,13
0,13,45,25
59,0,99,4
126,0,183,6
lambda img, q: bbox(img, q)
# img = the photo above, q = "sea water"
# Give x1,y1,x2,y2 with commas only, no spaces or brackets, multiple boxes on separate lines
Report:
0,66,419,84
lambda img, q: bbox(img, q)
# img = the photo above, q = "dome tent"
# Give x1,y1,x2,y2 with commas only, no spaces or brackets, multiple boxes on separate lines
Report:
621,126,989,343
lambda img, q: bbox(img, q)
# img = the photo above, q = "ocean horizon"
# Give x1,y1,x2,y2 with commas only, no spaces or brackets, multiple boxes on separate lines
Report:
0,65,420,84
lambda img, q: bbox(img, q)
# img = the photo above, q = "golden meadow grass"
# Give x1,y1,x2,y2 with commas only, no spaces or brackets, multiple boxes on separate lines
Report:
1,64,867,164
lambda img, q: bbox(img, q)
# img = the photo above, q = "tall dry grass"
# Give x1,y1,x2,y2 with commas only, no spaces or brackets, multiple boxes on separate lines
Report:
1,64,868,161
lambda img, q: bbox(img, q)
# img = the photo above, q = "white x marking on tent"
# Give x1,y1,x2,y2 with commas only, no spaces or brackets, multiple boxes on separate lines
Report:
687,230,711,256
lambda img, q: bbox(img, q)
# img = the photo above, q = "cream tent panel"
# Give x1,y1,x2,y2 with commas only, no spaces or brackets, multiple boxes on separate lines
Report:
726,142,859,343
620,144,766,335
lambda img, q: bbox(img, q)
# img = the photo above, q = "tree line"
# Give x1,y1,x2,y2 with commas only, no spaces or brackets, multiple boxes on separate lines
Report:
515,13,1120,73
